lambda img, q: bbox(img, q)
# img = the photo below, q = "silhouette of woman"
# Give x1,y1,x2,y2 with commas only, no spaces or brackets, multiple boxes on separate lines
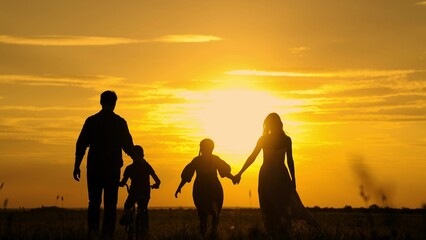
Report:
175,138,234,236
233,113,317,238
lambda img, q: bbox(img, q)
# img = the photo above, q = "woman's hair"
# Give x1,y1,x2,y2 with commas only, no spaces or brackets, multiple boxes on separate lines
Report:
263,112,286,135
199,138,214,156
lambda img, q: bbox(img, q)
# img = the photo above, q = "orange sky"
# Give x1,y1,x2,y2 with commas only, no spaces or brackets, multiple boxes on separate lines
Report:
0,0,425,209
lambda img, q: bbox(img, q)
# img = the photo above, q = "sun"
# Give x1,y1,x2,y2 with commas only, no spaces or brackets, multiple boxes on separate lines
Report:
185,89,287,160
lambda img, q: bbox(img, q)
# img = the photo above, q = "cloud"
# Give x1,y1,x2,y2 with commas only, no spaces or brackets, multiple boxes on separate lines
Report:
0,35,139,46
0,74,124,89
289,46,310,56
0,74,185,106
152,34,222,43
226,69,328,77
0,105,90,112
415,1,426,6
0,77,190,147
0,74,182,111
0,116,84,145
265,68,426,123
0,34,222,46
225,69,417,78
1,68,424,151
294,74,425,98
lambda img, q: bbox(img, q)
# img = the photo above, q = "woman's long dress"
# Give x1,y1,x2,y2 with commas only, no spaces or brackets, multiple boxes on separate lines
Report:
258,134,314,234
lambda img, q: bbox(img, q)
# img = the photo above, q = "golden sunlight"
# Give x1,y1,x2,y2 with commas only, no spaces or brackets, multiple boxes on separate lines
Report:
184,89,294,160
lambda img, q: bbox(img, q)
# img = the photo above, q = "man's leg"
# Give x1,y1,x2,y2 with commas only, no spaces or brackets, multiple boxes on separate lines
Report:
101,170,120,238
87,171,103,236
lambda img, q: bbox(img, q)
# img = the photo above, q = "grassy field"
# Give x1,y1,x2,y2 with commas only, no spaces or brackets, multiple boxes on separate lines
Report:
0,207,425,239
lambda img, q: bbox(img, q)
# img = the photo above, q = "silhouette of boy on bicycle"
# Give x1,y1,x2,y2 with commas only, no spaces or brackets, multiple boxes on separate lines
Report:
119,145,161,232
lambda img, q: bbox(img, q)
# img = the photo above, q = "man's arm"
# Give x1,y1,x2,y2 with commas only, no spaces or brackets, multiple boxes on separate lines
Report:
74,119,90,181
121,120,135,158
119,175,129,187
119,167,130,187
73,155,83,181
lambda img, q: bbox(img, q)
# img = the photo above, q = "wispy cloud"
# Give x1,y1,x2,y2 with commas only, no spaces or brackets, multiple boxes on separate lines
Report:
0,76,186,146
0,105,91,112
0,74,124,88
226,69,329,77
0,34,222,46
0,74,180,106
0,35,139,46
152,34,222,43
0,74,174,108
289,46,310,56
226,69,417,78
0,116,83,145
415,1,426,6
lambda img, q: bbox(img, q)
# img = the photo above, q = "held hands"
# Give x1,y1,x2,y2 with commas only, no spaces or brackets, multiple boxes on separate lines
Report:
73,167,81,181
232,173,242,185
118,181,126,187
151,183,160,189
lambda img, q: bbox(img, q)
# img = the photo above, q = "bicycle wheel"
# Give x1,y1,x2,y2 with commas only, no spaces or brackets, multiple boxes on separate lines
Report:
127,207,136,240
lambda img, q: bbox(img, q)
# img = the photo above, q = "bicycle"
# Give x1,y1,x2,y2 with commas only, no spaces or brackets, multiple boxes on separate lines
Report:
123,183,158,240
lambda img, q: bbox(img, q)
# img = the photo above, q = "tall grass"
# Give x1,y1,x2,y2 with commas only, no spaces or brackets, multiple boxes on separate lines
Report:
0,208,424,239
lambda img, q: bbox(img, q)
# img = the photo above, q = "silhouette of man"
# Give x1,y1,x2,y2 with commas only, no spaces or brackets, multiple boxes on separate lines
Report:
73,90,135,239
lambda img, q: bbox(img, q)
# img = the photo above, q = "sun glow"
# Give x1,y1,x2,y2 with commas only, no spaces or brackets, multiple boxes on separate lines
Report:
182,88,299,162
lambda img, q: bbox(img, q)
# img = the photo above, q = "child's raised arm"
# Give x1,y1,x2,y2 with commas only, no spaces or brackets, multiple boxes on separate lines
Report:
175,180,186,198
175,161,196,198
217,157,234,181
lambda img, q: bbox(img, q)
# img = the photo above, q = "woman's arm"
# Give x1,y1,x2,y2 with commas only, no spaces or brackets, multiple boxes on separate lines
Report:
287,137,296,189
234,137,263,184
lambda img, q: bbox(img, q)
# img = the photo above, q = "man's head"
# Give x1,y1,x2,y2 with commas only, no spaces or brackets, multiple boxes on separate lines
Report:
100,90,117,111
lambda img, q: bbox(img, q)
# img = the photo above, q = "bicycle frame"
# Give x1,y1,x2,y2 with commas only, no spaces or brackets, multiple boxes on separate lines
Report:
124,184,152,240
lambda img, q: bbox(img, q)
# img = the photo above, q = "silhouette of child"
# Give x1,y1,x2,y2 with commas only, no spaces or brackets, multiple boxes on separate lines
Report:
119,145,160,231
175,138,234,236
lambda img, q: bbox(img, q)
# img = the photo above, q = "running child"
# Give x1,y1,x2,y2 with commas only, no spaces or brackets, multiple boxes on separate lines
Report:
175,138,234,236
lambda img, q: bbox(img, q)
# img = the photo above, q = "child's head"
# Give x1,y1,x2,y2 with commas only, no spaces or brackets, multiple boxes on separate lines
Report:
199,138,214,156
133,145,144,160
